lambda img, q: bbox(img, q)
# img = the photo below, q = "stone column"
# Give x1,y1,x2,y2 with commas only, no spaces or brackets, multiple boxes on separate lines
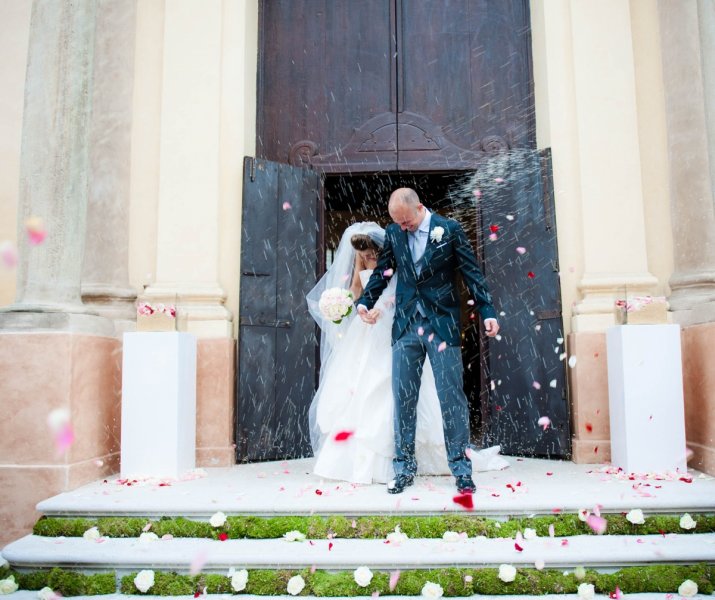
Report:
659,0,715,326
568,0,658,332
0,0,111,336
140,0,232,337
81,0,138,334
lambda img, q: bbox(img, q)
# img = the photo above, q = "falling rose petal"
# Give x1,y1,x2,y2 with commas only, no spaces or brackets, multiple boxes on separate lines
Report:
218,532,229,541
437,341,447,352
142,522,152,532
494,177,505,183
516,246,526,254
334,430,354,442
351,519,357,528
428,333,435,342
453,493,474,510
55,423,75,454
315,489,323,495
609,587,622,600
417,326,425,336
26,217,47,245
189,551,208,575
514,542,524,552
586,515,607,535
489,233,498,241
561,539,569,546
537,416,551,431
473,189,482,197
464,575,473,583
585,423,593,433
535,559,545,570
0,241,18,268
490,225,499,233
282,202,292,210
549,379,557,388
568,356,578,368
532,381,541,390
372,592,380,599
527,271,536,279
389,570,401,591
383,268,394,277
328,542,333,551
506,214,514,221
548,524,555,538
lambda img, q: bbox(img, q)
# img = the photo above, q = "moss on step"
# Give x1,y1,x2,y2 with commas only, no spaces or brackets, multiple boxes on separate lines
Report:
33,512,715,539
116,564,714,596
0,567,115,595
3,564,712,596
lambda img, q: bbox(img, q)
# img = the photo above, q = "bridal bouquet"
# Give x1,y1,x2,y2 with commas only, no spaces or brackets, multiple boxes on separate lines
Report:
318,287,354,324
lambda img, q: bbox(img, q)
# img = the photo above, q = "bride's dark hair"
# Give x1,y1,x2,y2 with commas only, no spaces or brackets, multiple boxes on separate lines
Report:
350,233,380,252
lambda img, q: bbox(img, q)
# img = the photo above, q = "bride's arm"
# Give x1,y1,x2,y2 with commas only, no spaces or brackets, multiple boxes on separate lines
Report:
349,253,363,299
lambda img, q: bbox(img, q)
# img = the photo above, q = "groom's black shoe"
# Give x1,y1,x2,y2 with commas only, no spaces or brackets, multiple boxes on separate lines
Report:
455,475,476,494
387,474,414,494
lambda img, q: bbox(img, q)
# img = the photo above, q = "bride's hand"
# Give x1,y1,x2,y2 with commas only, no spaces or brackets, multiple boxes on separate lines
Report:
367,308,382,321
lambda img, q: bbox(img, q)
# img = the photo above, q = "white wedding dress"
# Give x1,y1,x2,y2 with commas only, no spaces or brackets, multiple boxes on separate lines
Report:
312,270,507,484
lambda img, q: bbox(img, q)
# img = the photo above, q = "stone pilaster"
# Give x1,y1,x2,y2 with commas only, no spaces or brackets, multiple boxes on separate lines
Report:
139,0,232,338
81,0,138,334
567,0,658,332
659,0,715,326
0,0,111,336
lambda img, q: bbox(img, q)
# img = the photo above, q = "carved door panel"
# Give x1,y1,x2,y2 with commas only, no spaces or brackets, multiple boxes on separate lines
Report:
397,0,535,169
258,0,397,172
258,0,534,172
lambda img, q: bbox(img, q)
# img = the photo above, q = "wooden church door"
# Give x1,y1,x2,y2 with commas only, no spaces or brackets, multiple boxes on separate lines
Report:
237,0,570,462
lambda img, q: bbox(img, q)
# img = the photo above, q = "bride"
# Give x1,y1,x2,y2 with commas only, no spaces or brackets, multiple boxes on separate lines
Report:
307,222,506,484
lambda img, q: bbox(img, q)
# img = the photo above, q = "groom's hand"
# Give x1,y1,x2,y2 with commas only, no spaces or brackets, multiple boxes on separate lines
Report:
357,304,377,325
484,318,500,337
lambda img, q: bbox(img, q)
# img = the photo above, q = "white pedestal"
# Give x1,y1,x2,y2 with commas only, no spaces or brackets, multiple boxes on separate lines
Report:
121,332,197,478
606,324,687,473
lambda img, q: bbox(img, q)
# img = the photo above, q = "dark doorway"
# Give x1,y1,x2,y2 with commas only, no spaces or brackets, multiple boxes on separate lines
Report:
322,171,491,442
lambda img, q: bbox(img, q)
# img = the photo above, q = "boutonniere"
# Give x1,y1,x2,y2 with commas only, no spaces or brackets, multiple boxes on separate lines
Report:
430,226,445,243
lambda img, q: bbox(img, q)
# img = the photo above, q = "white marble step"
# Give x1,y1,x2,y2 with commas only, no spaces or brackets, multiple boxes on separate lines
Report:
4,533,715,572
36,458,715,518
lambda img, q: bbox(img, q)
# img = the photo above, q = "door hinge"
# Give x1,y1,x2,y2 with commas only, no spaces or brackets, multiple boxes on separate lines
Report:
239,317,292,328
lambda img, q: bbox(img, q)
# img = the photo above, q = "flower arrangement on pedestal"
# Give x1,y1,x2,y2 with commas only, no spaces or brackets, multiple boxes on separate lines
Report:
136,302,177,332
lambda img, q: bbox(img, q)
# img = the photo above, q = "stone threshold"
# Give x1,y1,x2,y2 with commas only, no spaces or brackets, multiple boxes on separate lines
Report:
35,458,715,519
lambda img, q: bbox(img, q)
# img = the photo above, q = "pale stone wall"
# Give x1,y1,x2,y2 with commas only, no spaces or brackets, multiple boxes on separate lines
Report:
0,1,32,307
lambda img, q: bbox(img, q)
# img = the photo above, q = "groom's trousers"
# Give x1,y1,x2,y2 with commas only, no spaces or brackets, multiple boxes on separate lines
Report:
391,315,472,478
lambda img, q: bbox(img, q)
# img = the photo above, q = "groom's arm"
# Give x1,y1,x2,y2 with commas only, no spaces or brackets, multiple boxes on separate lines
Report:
452,220,498,323
356,229,396,312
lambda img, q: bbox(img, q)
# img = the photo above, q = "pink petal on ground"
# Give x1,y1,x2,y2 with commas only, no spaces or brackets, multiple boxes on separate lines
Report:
609,586,622,599
189,550,208,575
514,542,524,552
561,539,569,546
328,542,333,551
437,341,447,352
334,430,354,442
537,416,551,431
310,565,317,574
389,570,401,591
453,493,474,510
586,514,607,535
142,522,152,532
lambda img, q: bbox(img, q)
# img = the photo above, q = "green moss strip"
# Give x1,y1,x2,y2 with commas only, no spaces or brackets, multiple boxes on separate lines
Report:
34,513,715,540
2,564,712,596
0,566,115,596
117,564,714,596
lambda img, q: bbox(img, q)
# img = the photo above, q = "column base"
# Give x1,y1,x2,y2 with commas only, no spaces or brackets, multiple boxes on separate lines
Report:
572,273,659,332
0,309,114,336
82,283,138,335
142,283,233,338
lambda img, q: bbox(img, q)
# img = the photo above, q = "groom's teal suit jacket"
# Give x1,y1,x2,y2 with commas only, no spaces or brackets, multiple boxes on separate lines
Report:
358,212,497,347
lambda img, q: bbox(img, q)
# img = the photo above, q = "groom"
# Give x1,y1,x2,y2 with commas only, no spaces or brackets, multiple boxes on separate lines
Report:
357,188,500,495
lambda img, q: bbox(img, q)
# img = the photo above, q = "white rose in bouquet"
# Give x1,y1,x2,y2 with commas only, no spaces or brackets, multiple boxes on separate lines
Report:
318,287,354,324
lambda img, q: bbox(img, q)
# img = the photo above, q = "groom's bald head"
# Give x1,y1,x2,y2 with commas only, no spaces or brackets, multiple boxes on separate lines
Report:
389,188,425,232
